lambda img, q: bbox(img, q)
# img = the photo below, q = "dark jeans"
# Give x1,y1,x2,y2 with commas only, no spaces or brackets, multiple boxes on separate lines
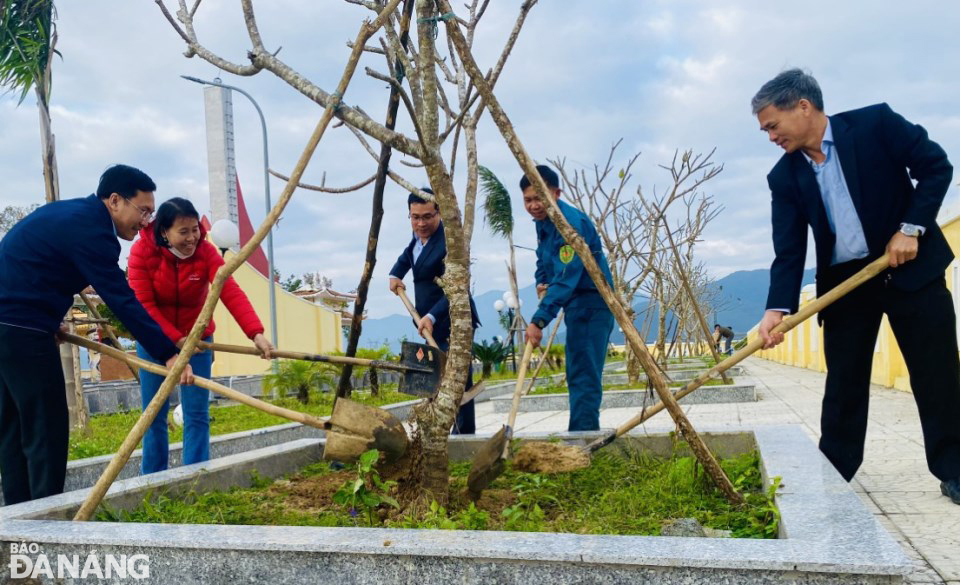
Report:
0,324,69,505
564,305,615,432
819,263,960,482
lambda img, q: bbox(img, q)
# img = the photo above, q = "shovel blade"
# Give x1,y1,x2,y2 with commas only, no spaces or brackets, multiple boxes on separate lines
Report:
398,341,444,397
323,398,409,463
466,425,511,497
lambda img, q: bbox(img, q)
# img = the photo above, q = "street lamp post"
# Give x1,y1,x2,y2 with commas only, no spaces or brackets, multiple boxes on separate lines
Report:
181,75,278,354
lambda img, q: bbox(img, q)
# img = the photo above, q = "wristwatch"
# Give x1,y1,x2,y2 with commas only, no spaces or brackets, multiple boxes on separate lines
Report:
899,223,922,237
531,317,547,330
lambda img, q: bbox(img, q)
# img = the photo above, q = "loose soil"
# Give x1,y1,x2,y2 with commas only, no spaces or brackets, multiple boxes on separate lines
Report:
513,441,591,474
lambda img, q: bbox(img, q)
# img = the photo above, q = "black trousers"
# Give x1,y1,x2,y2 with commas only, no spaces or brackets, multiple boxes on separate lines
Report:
0,324,69,505
819,262,960,483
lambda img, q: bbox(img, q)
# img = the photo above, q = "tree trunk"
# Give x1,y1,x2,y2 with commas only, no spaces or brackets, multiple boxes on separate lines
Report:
369,367,380,397
297,383,310,404
482,362,492,379
336,0,416,400
406,0,476,506
63,320,88,432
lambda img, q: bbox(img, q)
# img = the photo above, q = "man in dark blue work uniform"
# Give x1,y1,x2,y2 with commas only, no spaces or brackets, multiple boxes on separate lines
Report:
389,188,481,434
522,165,614,431
0,164,194,505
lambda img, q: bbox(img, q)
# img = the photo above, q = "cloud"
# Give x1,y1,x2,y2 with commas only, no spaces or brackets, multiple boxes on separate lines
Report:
2,0,958,322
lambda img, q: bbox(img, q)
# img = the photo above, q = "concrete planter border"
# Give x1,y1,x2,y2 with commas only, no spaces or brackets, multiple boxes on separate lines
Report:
0,426,910,584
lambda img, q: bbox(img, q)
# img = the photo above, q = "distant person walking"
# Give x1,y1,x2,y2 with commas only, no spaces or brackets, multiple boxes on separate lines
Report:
128,197,272,474
0,165,193,505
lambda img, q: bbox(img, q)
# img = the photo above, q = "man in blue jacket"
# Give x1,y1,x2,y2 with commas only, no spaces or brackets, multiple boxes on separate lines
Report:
522,165,615,431
389,189,480,434
0,164,194,505
753,69,960,504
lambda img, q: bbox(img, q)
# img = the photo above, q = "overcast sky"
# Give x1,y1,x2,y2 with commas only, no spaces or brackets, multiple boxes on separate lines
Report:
2,1,958,319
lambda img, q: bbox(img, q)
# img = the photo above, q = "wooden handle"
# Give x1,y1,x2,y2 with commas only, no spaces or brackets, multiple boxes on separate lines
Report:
63,333,329,431
194,340,420,374
506,341,535,444
396,287,440,349
521,310,563,397
589,253,890,452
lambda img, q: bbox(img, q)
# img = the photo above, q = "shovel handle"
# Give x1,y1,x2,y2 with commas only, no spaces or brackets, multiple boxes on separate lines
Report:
194,340,423,374
396,287,440,350
62,333,329,431
522,310,563,397
587,253,890,453
505,341,535,450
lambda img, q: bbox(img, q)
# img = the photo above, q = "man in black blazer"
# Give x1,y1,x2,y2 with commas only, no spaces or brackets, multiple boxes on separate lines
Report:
754,69,960,504
389,189,480,434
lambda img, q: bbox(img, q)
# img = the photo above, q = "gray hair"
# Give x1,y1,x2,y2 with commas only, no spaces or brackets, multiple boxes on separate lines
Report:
751,68,824,114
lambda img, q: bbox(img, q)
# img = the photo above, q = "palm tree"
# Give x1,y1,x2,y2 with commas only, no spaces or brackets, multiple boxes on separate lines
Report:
1,0,59,202
480,165,524,366
262,360,335,404
471,339,509,379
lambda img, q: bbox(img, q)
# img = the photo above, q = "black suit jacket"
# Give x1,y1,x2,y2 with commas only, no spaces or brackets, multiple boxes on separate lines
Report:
389,223,480,346
766,103,954,313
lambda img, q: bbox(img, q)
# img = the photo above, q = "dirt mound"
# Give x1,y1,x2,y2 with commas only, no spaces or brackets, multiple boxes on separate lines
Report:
269,469,352,512
513,442,591,474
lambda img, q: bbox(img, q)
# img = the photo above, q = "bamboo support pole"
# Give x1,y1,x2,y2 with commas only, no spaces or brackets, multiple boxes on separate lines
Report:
63,332,328,430
439,1,744,504
71,0,403,521
79,292,139,382
585,254,890,452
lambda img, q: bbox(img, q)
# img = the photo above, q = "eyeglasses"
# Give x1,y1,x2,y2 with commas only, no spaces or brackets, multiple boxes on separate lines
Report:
409,212,438,223
125,198,155,221
409,211,438,223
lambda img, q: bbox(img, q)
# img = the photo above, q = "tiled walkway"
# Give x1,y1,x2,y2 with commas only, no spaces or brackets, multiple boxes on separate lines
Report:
474,357,960,584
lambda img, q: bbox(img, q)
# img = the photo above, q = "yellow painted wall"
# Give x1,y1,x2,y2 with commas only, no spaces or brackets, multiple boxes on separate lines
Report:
209,261,342,377
750,212,960,393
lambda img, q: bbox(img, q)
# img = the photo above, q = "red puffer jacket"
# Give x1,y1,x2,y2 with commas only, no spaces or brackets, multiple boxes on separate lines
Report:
128,222,264,344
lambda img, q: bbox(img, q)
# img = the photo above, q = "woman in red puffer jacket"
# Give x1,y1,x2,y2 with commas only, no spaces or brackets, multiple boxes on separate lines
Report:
128,197,273,474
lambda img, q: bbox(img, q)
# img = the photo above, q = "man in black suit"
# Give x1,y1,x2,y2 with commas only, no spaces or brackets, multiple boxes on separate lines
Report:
389,189,480,434
754,69,960,504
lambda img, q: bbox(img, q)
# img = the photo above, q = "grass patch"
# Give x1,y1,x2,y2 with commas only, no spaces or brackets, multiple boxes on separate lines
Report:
69,387,412,461
479,365,564,382
98,446,780,539
526,378,727,397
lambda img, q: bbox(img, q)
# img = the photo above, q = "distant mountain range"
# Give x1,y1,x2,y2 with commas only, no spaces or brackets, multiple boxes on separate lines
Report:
357,267,815,352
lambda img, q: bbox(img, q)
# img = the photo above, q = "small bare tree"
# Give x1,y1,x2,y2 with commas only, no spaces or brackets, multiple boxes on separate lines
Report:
154,0,539,507
552,144,723,381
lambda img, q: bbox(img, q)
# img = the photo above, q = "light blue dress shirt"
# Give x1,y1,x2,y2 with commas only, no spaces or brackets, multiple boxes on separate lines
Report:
801,119,870,265
412,234,429,265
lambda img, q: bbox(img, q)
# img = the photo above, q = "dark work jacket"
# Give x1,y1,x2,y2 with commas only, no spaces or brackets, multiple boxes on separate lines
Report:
0,195,179,362
532,199,614,326
765,103,954,313
389,223,480,346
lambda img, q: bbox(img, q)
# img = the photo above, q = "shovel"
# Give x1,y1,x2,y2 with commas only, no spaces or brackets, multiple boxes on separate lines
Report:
197,339,442,398
64,333,410,463
395,287,484,405
466,339,534,497
519,254,891,473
